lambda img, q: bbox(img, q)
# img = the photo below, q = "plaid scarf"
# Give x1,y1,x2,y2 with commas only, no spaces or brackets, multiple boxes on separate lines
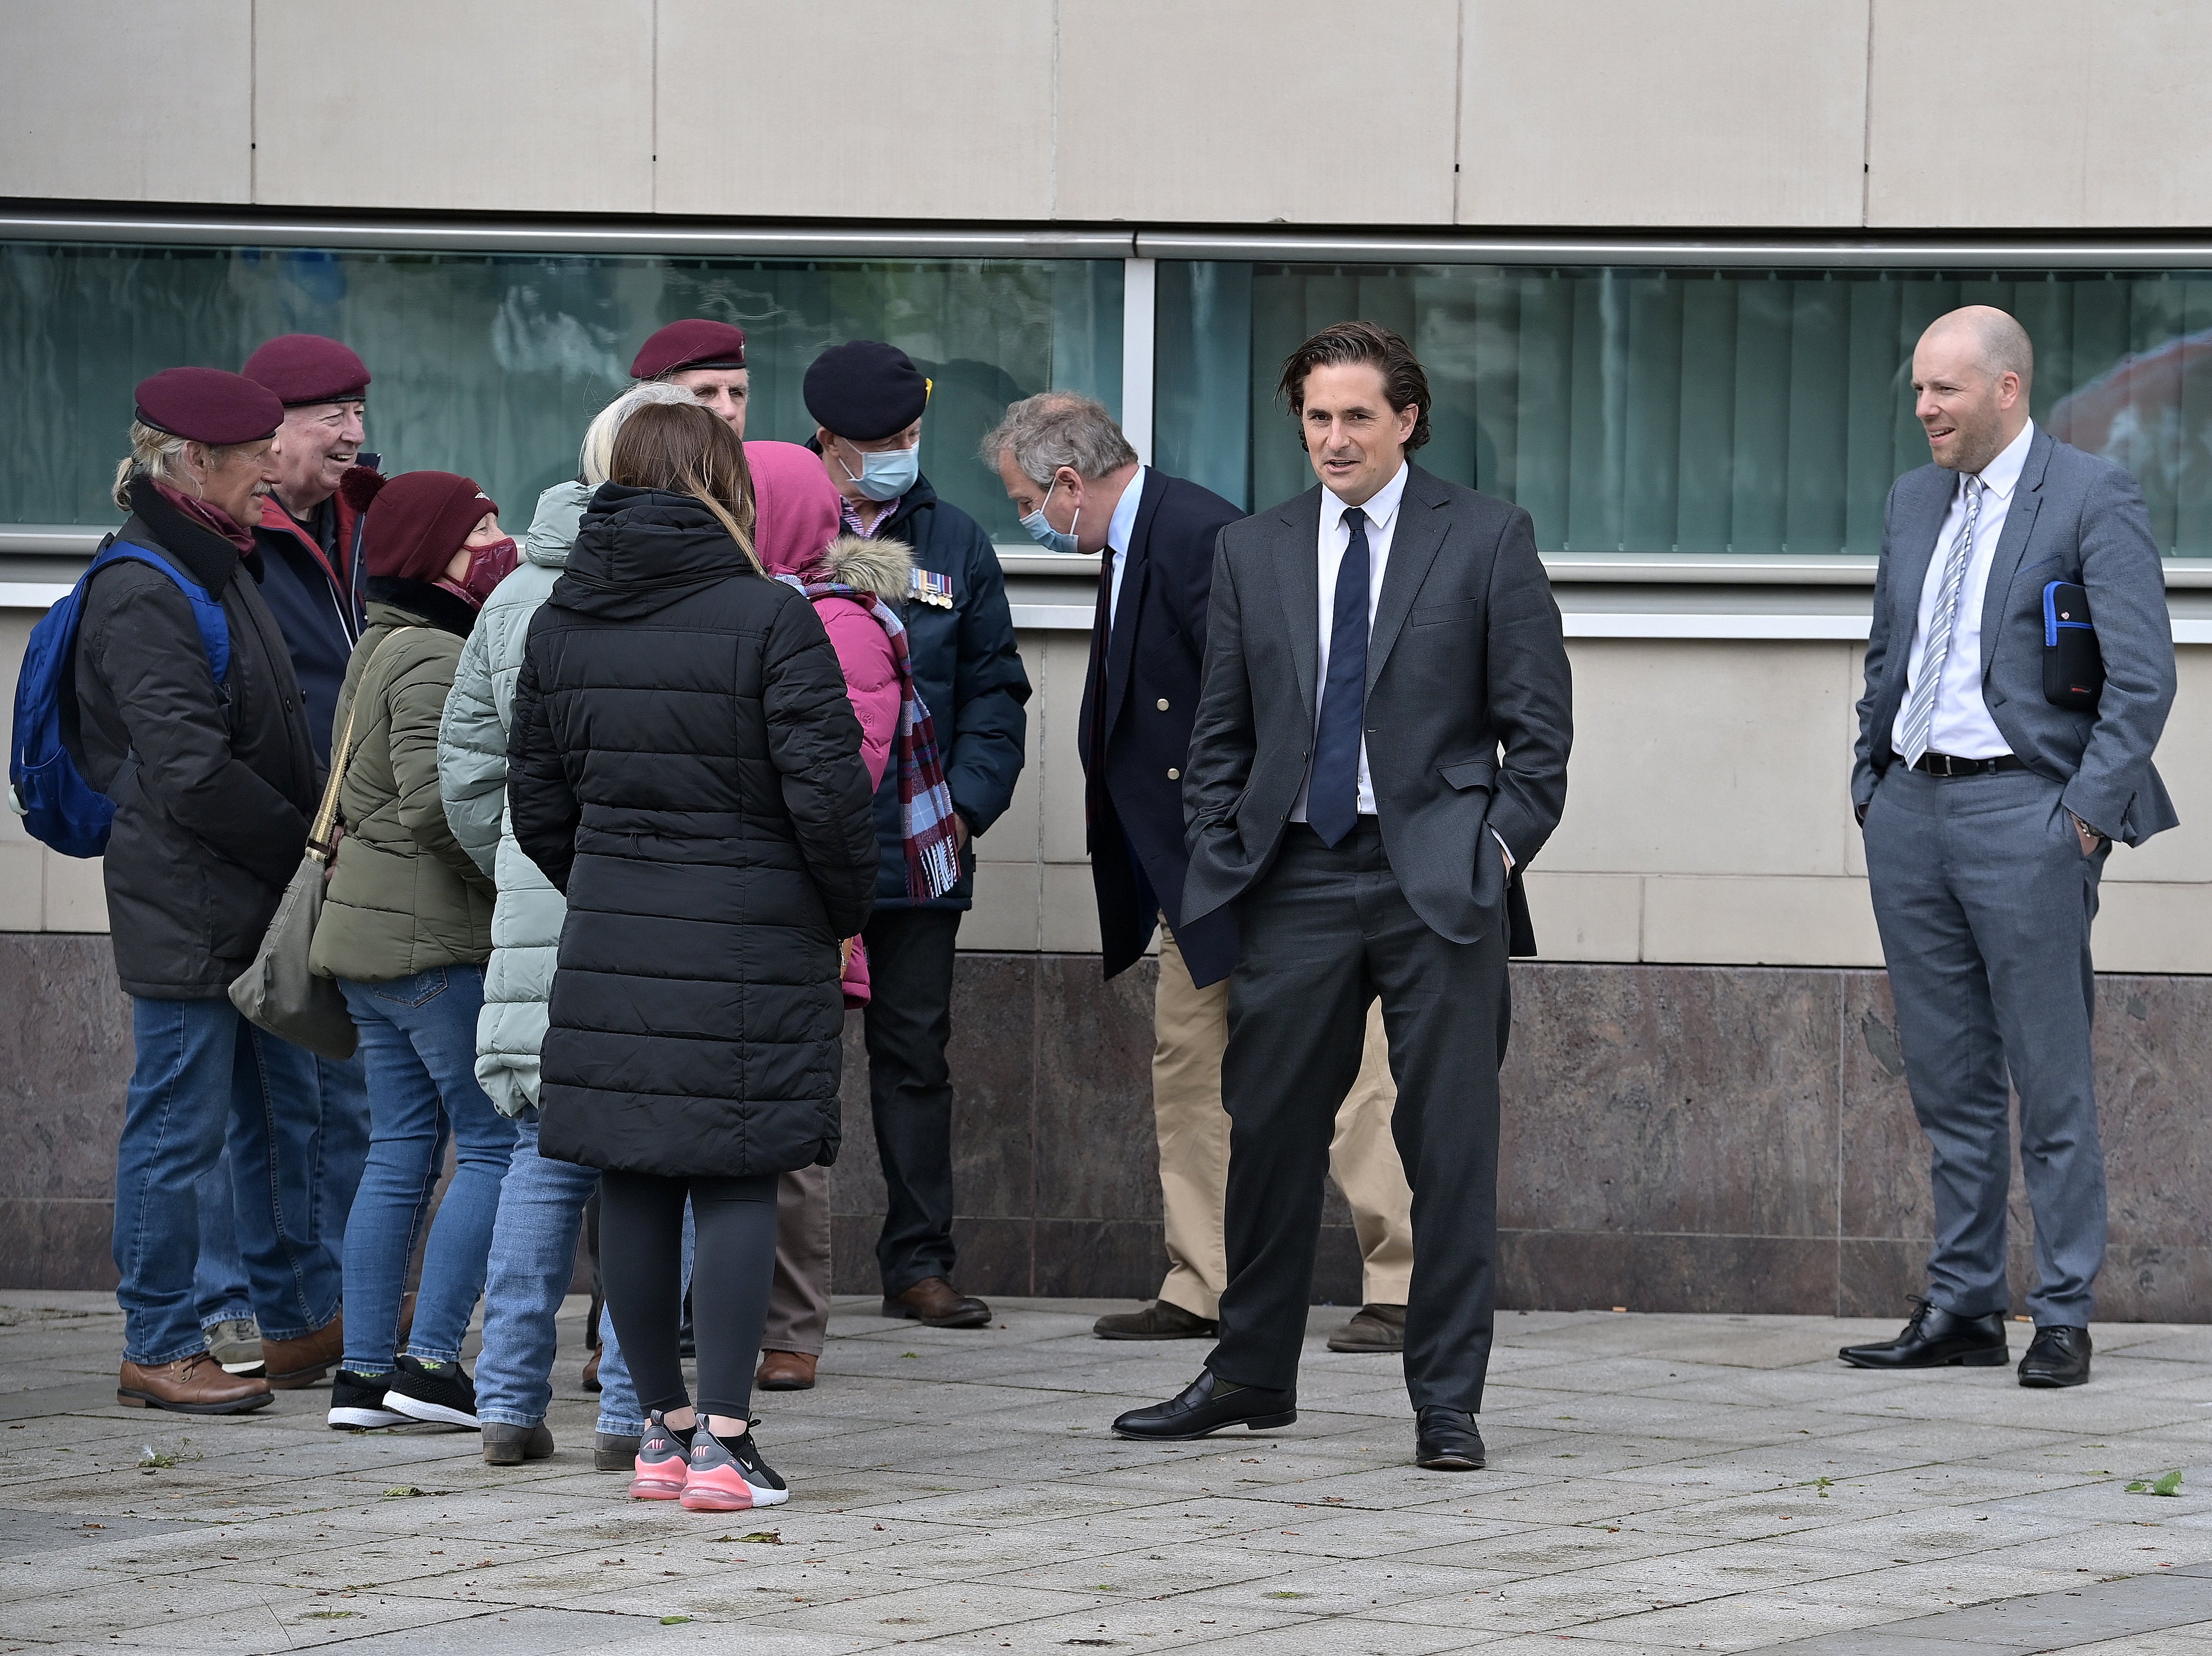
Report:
780,576,962,900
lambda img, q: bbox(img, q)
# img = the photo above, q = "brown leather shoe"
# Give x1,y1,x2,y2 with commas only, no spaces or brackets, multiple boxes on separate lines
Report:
756,1349,818,1391
261,1316,343,1389
881,1276,991,1329
118,1353,272,1415
1327,1303,1408,1353
581,1348,602,1392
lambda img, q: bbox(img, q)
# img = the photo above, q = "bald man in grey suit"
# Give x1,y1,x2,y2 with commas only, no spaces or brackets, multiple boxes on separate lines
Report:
1846,306,2177,1389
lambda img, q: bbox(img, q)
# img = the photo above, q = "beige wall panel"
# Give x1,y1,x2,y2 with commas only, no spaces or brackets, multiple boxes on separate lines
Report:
1550,640,1857,877
657,1,1053,221
2105,646,2212,884
1038,862,1104,955
1030,634,1092,866
977,633,1052,868
1867,0,2212,228
1520,872,1642,963
961,861,1043,953
2091,884,2212,975
1057,0,1457,225
1459,0,1869,228
1642,874,1884,967
254,0,653,213
0,1,251,203
43,854,108,933
0,839,41,932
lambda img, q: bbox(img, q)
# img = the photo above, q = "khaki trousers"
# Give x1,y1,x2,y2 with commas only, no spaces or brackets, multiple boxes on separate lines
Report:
761,1163,832,1357
1154,918,1414,1320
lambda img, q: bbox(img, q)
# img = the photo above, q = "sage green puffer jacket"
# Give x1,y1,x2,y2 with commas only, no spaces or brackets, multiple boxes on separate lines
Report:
435,482,583,1115
310,582,495,983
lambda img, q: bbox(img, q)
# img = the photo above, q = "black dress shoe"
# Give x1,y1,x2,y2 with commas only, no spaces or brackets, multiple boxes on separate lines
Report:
1838,1297,2009,1369
2018,1324,2092,1388
1093,1300,1218,1341
1414,1406,1486,1471
1112,1370,1296,1441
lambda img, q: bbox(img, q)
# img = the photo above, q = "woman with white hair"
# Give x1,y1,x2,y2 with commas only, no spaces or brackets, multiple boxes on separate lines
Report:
435,380,696,1467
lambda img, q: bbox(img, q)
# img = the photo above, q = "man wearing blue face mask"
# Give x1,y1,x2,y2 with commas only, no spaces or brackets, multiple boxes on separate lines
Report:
759,341,1029,1369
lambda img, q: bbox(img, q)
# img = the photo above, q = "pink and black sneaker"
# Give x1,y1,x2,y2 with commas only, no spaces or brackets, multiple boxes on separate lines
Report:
679,1421,788,1512
628,1410,693,1500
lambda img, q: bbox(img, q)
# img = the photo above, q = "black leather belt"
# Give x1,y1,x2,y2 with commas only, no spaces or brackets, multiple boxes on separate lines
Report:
1911,752,2026,777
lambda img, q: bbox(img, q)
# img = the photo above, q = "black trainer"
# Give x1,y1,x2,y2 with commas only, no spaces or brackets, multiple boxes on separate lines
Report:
383,1354,481,1428
328,1370,410,1431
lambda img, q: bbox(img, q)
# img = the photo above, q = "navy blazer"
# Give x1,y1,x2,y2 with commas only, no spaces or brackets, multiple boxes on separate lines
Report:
1853,427,2177,846
1078,468,1244,985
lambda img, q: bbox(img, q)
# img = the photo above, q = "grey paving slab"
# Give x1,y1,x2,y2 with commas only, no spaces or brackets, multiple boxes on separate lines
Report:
3,1293,2210,1653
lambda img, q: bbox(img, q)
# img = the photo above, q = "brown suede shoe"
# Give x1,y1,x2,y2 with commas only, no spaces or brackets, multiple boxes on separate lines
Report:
757,1350,818,1391
1327,1303,1408,1353
118,1353,272,1415
261,1316,343,1389
881,1277,992,1329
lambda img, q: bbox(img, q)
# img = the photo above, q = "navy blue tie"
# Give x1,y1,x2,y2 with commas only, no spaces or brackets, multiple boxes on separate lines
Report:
1309,505,1369,847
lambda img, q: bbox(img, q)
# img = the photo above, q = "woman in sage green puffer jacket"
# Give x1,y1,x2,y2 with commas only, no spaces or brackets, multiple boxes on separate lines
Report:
437,478,585,1116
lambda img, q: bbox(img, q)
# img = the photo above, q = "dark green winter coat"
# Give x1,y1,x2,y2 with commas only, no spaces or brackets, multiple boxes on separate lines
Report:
310,580,494,983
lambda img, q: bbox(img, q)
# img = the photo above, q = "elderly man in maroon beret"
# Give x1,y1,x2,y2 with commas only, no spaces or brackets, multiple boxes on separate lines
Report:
630,320,749,434
74,369,348,1413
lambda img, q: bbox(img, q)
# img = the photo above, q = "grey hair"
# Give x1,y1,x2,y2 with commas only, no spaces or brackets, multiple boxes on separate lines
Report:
111,420,245,512
980,393,1138,487
578,380,702,486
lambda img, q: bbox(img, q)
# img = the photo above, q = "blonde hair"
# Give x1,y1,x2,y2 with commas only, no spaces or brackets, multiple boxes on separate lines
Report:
111,421,192,511
579,380,700,487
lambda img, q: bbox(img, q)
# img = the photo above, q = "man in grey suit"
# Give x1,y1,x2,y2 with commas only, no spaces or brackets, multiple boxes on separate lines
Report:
1845,306,2177,1389
1111,321,1573,1470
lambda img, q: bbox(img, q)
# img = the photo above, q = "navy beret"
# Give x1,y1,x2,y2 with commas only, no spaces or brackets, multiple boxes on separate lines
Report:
803,340,929,442
241,334,371,406
134,368,284,445
631,319,748,380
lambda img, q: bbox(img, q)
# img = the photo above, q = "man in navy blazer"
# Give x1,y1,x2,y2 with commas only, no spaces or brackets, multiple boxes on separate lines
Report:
1846,306,2177,1389
987,394,1418,1354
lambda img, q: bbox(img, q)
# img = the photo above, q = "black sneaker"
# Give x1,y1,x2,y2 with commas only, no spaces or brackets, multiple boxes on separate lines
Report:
328,1370,409,1431
679,1421,789,1511
382,1354,480,1428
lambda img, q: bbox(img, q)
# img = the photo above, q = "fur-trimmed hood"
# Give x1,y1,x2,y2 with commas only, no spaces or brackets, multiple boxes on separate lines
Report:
819,534,912,605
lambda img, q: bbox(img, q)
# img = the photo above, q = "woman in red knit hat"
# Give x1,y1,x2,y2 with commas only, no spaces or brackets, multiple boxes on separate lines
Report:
309,471,522,1435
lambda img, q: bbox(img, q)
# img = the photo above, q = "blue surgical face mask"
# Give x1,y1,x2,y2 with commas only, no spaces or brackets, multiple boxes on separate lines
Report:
1019,479,1080,554
839,439,919,502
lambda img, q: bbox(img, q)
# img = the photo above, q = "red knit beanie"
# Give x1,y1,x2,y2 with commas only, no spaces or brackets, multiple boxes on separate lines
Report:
360,471,497,583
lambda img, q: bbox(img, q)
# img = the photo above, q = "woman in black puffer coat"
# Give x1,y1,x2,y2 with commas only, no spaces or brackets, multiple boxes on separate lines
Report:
508,402,877,1510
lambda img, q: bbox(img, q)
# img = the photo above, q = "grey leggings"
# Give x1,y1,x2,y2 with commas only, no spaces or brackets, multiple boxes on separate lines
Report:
598,1170,777,1420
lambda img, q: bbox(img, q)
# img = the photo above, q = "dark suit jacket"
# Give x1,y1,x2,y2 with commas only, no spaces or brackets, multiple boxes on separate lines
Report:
1181,463,1572,954
1079,468,1243,985
1853,428,2177,846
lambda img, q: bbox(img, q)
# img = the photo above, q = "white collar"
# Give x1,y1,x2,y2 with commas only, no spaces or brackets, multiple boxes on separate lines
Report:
1322,460,1409,535
1106,465,1146,557
1969,420,2035,502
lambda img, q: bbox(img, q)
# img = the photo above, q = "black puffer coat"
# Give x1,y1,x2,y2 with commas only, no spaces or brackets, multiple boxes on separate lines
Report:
507,486,879,1178
71,479,319,998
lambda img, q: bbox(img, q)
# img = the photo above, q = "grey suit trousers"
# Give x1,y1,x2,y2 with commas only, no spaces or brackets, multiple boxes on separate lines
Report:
1862,767,2109,1326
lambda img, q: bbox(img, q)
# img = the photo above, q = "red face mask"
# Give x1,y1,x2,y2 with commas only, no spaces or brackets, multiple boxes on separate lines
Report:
436,536,519,609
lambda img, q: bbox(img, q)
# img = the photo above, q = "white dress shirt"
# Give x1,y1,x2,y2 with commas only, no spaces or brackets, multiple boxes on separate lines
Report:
1103,465,1146,628
1891,420,2035,761
1291,462,1409,823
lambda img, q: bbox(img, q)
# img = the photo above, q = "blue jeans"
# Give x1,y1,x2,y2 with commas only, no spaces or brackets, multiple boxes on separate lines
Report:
115,998,343,1365
476,1114,651,1437
195,1052,369,1330
339,967,517,1372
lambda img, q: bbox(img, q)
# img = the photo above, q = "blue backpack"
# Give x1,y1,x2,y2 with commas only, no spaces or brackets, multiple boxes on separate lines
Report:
7,538,231,858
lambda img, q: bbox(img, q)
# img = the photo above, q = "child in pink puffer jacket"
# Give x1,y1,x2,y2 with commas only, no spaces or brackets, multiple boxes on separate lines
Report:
743,442,911,1005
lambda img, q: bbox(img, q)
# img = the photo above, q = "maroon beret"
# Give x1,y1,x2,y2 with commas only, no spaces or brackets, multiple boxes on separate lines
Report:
630,319,747,380
134,368,284,445
361,471,498,585
241,333,371,406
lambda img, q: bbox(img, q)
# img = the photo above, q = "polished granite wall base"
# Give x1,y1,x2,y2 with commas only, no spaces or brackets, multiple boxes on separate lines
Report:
6,934,2208,1320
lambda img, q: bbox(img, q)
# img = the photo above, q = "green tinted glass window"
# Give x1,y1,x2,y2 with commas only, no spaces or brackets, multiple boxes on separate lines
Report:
0,241,1122,539
1157,260,2212,555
